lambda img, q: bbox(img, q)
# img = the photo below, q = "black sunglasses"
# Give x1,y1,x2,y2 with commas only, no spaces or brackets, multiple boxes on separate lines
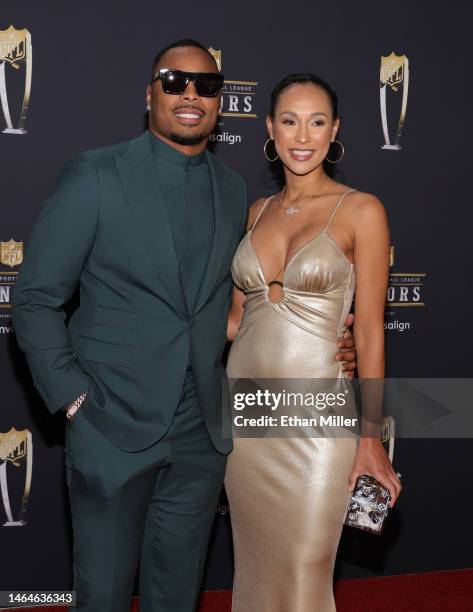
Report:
151,68,224,97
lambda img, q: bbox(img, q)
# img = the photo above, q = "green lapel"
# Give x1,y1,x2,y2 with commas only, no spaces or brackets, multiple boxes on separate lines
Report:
115,132,187,317
192,150,234,314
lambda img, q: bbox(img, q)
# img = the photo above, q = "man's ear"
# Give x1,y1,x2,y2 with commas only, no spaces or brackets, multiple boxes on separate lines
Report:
145,85,152,108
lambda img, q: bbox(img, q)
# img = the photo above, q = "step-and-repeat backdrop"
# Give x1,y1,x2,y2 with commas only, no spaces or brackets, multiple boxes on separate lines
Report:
1,0,472,593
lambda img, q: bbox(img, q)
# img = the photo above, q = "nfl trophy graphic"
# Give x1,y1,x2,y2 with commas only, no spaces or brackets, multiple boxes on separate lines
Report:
0,428,33,526
0,25,32,134
380,52,409,150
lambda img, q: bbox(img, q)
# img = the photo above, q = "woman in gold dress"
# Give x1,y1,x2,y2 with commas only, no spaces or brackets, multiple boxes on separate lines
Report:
225,74,402,611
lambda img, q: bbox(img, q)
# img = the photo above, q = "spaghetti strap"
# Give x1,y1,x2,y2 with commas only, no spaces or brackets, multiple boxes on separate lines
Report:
251,195,274,231
324,188,356,231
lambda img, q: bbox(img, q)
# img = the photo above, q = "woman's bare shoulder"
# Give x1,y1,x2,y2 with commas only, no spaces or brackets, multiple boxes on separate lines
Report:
333,186,385,216
246,194,278,230
348,190,386,218
343,189,388,238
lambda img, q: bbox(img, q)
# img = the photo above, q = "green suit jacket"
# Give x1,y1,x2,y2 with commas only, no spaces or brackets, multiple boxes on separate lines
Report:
12,131,248,453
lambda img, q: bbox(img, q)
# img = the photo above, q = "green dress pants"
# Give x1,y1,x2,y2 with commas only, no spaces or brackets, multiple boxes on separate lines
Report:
64,370,227,611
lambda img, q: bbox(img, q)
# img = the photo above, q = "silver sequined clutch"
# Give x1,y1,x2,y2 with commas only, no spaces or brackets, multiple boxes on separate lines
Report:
344,474,391,534
344,417,399,535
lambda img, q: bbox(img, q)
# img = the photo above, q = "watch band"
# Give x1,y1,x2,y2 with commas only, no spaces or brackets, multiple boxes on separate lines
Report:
66,391,88,420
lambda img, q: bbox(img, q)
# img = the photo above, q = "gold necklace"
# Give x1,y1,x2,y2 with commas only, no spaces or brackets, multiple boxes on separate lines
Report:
279,177,330,215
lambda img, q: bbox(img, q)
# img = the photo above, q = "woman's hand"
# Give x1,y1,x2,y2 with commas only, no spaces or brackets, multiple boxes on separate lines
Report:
347,438,402,507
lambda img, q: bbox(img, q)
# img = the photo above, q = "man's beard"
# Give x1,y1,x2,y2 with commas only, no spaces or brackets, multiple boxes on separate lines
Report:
170,131,208,146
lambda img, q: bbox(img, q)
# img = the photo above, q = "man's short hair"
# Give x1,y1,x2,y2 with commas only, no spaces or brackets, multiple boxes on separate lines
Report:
151,39,218,80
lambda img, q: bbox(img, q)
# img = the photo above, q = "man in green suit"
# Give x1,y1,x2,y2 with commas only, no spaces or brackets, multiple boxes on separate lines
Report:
12,40,357,611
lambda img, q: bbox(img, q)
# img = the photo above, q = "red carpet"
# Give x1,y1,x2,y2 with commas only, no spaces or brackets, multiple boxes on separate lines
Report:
5,568,473,611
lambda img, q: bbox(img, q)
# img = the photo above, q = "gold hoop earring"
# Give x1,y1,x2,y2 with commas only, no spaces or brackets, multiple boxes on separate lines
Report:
264,138,279,162
325,139,344,164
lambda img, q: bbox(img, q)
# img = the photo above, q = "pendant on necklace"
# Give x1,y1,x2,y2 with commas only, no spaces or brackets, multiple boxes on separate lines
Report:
286,206,299,215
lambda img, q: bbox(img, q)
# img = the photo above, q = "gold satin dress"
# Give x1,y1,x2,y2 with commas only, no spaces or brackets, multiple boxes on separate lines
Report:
224,189,359,612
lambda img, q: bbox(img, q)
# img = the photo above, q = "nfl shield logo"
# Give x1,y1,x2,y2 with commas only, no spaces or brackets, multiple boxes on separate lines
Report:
0,239,23,267
208,47,222,71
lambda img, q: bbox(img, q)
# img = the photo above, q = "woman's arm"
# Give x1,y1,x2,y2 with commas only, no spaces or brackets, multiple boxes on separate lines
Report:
348,193,402,506
226,197,270,342
227,286,246,342
352,193,389,379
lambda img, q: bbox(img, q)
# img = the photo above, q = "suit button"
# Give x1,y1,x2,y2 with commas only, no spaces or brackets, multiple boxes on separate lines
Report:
189,318,195,327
